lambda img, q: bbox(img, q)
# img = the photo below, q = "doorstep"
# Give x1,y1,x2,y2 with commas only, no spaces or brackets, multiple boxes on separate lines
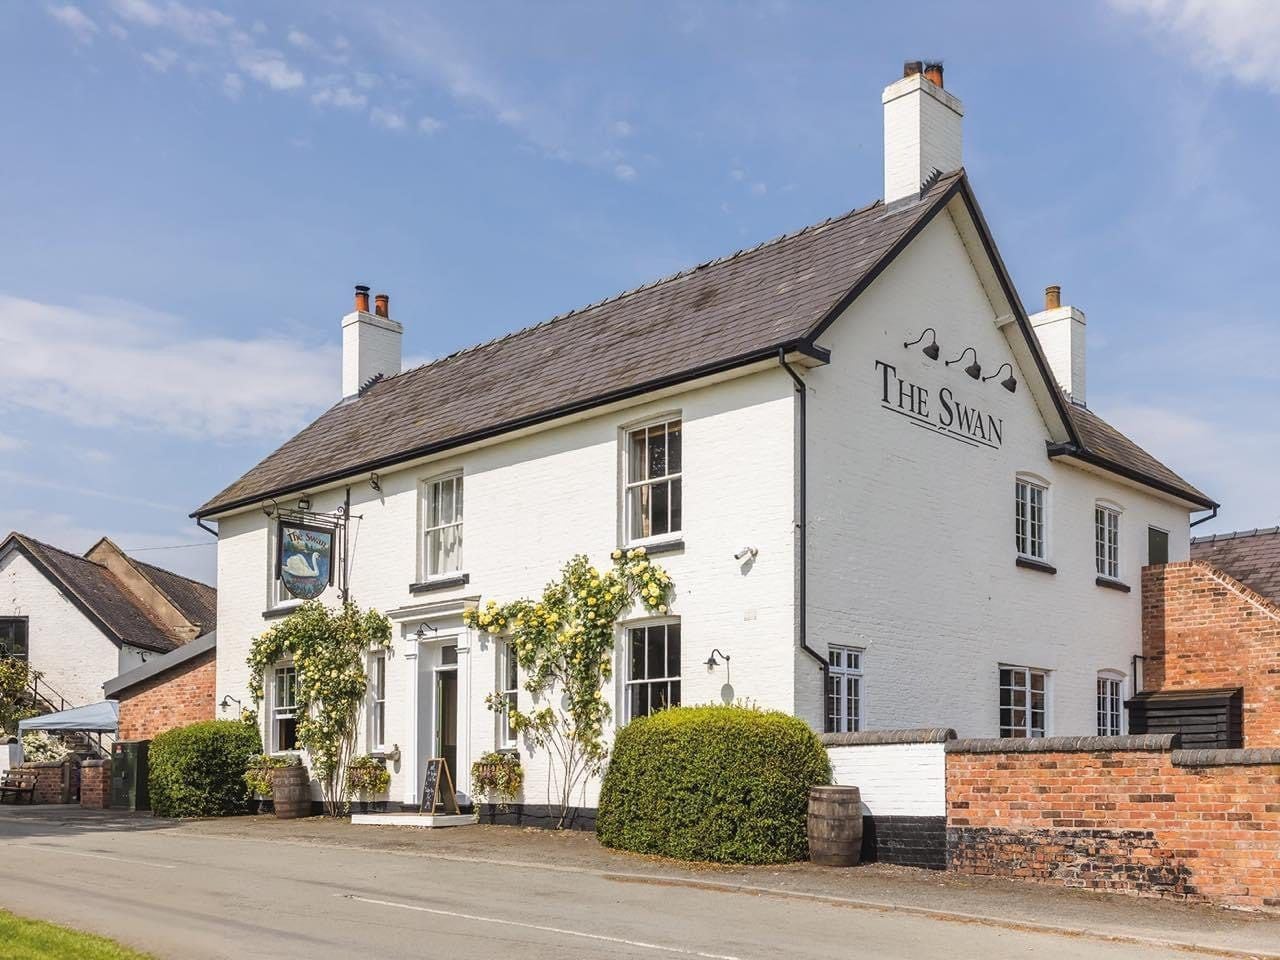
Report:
350,811,476,828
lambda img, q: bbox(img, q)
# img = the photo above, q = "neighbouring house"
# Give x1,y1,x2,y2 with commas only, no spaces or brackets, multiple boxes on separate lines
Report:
1136,528,1280,748
195,61,1215,820
103,631,217,740
0,532,216,717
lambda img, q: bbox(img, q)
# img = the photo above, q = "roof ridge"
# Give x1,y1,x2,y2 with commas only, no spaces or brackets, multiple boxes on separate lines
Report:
14,532,105,570
1192,526,1280,544
380,192,902,386
134,556,216,591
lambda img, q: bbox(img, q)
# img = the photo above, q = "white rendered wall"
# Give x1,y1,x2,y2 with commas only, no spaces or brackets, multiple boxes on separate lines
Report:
828,742,947,817
214,369,799,808
0,550,125,709
341,310,403,398
803,208,1190,738
1030,305,1087,404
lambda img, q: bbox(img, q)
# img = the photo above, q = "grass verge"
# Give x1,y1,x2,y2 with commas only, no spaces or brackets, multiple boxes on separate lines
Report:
0,910,155,959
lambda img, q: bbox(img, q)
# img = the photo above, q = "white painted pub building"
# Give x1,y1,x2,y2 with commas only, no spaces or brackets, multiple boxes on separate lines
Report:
197,63,1214,816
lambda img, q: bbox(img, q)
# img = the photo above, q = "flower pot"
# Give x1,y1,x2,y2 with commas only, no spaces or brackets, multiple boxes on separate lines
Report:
271,765,311,819
808,785,863,866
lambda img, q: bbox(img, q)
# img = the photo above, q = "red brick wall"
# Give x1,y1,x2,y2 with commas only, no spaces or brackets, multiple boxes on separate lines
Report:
947,740,1280,911
80,760,111,808
1143,562,1280,747
117,649,216,741
21,761,70,804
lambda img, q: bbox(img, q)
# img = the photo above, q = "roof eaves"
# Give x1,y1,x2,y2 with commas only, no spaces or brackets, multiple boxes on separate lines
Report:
193,338,829,519
1046,441,1218,511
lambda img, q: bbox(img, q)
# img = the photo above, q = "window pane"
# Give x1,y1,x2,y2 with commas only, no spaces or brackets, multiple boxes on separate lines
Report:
668,680,680,709
441,644,458,666
628,486,649,541
668,422,681,473
670,479,682,533
454,477,464,524
651,481,670,537
646,627,664,681
278,717,298,751
629,629,645,681
648,424,667,479
666,624,681,678
629,429,647,483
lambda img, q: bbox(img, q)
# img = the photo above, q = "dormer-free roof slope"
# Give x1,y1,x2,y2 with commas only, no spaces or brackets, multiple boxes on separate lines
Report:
195,171,1211,518
1191,528,1280,604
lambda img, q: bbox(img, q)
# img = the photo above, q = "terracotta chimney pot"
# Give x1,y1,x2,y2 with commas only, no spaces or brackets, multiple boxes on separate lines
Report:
923,62,944,88
1045,285,1061,310
374,293,389,318
354,285,371,313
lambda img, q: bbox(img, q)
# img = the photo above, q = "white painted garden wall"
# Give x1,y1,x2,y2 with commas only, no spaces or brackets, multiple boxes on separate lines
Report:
827,738,948,818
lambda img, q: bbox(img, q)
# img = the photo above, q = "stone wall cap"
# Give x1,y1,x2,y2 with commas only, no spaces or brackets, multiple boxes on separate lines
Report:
946,734,1178,754
822,727,956,746
81,759,110,768
1172,747,1280,767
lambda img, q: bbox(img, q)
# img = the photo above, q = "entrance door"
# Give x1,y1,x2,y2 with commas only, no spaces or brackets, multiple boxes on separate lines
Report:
435,667,458,784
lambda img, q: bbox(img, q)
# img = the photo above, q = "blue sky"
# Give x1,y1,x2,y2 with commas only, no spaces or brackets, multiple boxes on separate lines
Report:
2,0,1276,583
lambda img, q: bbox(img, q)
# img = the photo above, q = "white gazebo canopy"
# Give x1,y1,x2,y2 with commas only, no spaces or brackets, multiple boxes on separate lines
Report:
19,700,119,733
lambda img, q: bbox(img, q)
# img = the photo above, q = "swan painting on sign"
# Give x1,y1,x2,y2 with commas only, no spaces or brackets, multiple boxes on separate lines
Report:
276,521,335,600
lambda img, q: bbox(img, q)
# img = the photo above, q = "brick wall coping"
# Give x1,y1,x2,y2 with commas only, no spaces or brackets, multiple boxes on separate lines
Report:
20,760,74,769
81,759,110,769
946,734,1178,754
822,727,956,746
1172,747,1280,767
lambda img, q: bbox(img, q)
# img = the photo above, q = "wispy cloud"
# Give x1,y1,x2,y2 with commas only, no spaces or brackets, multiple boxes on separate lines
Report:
0,434,25,453
1109,0,1280,94
46,4,98,45
311,78,367,110
417,115,443,135
0,294,338,441
370,107,406,131
141,46,179,72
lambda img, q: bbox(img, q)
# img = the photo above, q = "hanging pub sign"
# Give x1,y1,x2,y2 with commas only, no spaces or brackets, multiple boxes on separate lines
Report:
276,520,336,600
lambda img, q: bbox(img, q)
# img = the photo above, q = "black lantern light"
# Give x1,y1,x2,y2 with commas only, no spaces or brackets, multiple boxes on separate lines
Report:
903,327,941,360
982,362,1018,393
946,346,982,380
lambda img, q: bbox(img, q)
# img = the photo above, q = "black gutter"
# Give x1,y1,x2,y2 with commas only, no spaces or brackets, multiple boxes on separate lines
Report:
196,518,218,537
1046,441,1218,511
1190,505,1219,528
778,348,832,732
194,339,830,519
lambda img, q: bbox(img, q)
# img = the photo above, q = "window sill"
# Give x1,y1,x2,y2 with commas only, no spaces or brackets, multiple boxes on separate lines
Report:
409,573,470,595
1015,556,1057,575
1095,576,1132,593
619,538,684,557
262,603,303,620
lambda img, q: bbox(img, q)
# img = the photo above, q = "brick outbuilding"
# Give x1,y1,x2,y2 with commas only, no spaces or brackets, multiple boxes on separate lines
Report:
104,631,216,741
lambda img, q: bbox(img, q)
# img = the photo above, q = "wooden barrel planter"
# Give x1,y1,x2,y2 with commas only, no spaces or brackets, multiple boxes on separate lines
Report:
272,765,311,819
807,785,863,866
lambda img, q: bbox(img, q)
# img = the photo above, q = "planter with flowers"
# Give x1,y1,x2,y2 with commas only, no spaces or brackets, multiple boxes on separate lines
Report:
346,755,391,813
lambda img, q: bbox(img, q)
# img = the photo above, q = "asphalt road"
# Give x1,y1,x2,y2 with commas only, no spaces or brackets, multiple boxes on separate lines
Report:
0,814,1245,959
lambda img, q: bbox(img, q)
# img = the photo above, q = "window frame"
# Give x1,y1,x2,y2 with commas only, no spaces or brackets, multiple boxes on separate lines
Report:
270,664,300,753
827,645,864,734
622,416,683,547
496,640,519,750
999,664,1049,738
1147,525,1170,566
1095,502,1122,581
623,619,681,722
368,651,387,752
420,472,465,581
1097,670,1125,737
1014,475,1049,562
0,616,29,660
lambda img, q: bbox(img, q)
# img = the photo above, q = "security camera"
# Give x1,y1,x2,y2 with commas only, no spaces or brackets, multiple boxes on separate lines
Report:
734,546,758,561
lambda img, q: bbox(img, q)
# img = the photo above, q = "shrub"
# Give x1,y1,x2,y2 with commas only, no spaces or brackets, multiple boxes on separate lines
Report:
149,720,262,818
597,704,831,864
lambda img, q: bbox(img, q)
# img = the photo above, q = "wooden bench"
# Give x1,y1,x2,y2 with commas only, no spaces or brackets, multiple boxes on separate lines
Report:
0,769,37,804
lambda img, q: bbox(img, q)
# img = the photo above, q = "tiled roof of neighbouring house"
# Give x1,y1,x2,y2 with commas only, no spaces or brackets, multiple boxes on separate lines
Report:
133,558,217,633
194,169,1212,517
7,534,182,653
1191,528,1280,605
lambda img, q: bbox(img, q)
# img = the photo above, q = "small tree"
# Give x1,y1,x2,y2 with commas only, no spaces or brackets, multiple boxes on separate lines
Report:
0,659,39,740
247,601,391,815
463,548,674,827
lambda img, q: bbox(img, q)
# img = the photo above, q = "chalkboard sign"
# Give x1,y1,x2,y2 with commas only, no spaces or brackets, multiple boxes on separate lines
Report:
419,757,459,815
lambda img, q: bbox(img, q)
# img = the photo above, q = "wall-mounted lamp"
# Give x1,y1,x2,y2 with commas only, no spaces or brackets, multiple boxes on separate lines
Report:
296,496,312,512
219,695,241,711
369,472,382,493
705,648,731,669
982,362,1018,394
415,623,438,640
946,346,982,380
903,327,941,360
261,499,278,518
734,546,758,561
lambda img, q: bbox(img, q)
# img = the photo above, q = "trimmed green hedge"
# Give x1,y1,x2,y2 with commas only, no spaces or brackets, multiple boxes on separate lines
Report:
597,704,831,864
148,720,262,818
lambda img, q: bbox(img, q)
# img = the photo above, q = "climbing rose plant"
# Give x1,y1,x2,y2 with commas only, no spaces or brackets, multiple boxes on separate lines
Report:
247,601,391,816
462,548,674,828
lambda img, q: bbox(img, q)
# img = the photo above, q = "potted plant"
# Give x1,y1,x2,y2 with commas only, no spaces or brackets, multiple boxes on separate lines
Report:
243,754,301,815
471,751,524,818
345,755,391,813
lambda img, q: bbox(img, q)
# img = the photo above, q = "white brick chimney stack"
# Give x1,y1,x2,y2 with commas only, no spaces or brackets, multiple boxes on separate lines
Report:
1030,285,1087,405
882,60,964,204
342,284,402,398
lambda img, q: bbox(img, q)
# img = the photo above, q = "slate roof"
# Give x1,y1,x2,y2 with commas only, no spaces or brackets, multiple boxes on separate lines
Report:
195,168,1212,517
1062,404,1213,508
134,559,217,632
8,535,181,654
1191,528,1280,605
